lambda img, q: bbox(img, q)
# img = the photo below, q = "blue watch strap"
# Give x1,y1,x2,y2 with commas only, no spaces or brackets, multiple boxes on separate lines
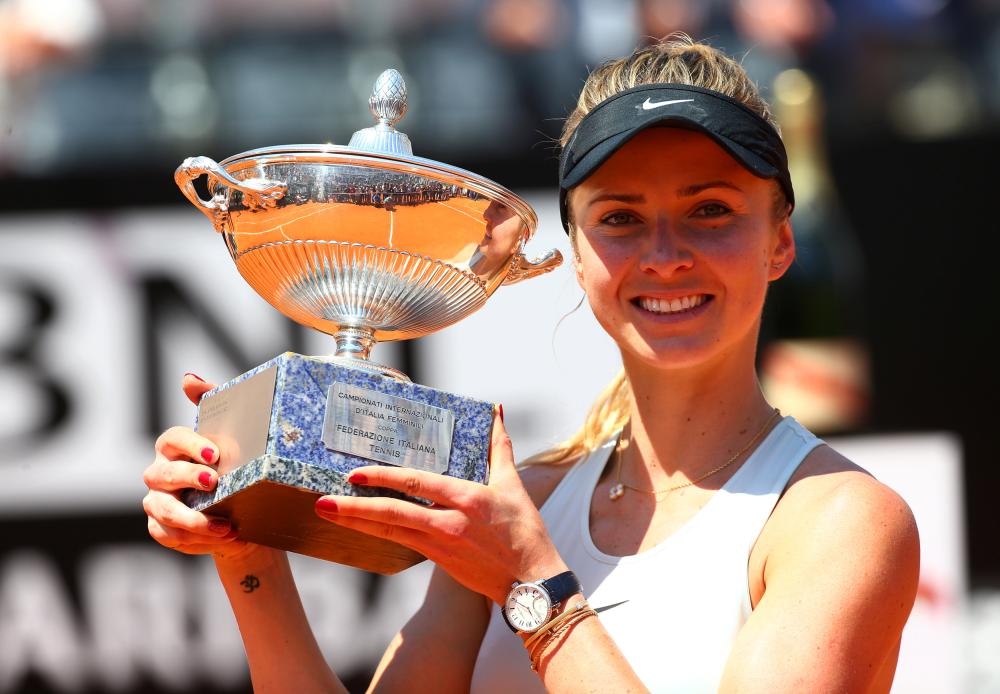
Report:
539,570,582,607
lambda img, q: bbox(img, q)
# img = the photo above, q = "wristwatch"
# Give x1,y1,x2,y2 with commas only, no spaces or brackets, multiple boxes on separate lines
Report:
502,570,582,634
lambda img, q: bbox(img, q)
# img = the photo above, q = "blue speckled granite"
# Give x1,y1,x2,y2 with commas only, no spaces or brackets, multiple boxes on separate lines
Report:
185,353,493,512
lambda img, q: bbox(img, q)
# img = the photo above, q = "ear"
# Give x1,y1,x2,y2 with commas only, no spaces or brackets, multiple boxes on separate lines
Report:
569,227,586,288
767,218,795,281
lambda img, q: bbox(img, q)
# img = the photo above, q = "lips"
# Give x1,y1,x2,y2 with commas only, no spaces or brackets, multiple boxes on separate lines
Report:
634,294,710,315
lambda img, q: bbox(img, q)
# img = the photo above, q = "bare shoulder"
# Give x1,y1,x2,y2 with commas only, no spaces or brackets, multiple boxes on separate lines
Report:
784,443,915,528
765,443,920,577
517,456,583,509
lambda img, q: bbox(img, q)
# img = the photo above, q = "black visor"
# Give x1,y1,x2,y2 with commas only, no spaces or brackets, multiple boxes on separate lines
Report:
558,83,794,232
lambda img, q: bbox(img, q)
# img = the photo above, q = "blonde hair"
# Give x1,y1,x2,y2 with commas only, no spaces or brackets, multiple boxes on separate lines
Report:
524,34,778,468
560,33,779,150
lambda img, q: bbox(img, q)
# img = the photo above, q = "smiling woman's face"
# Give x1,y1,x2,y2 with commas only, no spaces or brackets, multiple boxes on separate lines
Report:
568,127,794,372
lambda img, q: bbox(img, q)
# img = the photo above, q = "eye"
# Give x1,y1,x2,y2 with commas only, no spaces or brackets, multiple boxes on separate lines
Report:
599,211,641,225
692,202,731,218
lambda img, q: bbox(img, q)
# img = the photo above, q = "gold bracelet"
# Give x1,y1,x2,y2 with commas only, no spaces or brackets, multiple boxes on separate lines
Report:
531,612,594,672
529,608,593,666
523,599,588,651
529,608,597,671
528,607,597,670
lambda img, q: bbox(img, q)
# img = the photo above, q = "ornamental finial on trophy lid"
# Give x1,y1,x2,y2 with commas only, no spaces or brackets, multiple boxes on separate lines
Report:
370,68,408,126
348,68,413,156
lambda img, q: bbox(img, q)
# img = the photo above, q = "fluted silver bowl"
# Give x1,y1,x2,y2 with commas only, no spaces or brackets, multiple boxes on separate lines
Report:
175,145,560,372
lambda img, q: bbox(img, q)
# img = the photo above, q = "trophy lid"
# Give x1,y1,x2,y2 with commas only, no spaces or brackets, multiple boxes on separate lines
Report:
347,69,413,156
216,68,535,229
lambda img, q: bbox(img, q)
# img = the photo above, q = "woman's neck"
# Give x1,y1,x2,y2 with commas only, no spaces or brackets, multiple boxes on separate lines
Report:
620,343,776,485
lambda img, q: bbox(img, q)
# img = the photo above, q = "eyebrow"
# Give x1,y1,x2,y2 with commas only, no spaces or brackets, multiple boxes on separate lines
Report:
579,181,744,207
583,192,646,206
677,180,744,197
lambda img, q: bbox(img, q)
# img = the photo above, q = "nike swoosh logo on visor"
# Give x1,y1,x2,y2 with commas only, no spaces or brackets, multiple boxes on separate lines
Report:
639,97,695,110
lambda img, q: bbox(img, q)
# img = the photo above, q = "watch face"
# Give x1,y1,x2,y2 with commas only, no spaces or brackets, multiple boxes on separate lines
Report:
504,583,552,632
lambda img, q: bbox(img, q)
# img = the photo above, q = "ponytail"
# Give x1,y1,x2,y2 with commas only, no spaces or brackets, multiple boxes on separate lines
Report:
521,370,631,467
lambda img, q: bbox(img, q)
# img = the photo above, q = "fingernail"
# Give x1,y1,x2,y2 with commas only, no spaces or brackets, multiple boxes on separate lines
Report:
184,372,205,382
208,518,230,533
348,472,368,485
200,447,215,464
198,471,213,489
316,497,339,514
498,403,504,423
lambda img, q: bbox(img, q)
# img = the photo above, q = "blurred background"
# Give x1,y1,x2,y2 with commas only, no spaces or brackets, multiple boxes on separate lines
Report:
1,0,996,692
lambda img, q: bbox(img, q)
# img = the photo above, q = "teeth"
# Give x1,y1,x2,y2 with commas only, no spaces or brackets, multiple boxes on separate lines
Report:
639,295,706,314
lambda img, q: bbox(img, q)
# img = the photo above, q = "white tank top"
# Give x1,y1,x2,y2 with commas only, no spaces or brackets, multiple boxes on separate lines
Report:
470,416,823,693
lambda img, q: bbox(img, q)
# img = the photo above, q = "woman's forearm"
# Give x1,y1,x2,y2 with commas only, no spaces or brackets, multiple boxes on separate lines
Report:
214,548,347,694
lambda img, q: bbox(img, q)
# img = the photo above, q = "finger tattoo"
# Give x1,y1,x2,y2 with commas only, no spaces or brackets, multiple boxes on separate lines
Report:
240,574,261,593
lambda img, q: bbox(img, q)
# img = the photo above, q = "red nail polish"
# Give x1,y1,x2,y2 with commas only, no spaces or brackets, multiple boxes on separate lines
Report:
348,472,368,485
498,403,504,423
198,471,213,488
200,447,215,464
208,518,229,533
184,371,205,382
316,497,338,513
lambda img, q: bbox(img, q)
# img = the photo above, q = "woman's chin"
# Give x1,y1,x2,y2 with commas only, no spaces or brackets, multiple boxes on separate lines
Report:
620,336,724,372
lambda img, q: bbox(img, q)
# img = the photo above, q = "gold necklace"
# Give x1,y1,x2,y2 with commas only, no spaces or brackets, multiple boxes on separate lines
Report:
608,409,781,501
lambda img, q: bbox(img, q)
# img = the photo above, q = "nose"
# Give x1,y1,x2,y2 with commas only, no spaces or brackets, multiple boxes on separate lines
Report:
638,215,694,276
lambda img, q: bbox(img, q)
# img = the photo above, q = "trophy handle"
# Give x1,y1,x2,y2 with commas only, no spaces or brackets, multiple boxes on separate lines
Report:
174,156,287,232
502,248,563,285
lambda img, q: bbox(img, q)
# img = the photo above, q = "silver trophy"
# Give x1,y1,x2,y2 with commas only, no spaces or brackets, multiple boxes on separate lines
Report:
174,70,561,573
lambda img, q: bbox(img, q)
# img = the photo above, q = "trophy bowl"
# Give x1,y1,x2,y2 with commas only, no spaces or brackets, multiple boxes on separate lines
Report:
175,69,558,378
173,70,562,573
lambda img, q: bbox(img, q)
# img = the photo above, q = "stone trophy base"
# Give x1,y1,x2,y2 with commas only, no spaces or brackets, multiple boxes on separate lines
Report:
183,353,494,575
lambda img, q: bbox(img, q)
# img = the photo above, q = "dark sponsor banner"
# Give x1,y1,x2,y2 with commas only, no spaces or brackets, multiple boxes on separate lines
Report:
0,513,430,694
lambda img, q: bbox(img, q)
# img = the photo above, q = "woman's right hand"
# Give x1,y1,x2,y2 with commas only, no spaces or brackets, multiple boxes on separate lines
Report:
141,373,264,562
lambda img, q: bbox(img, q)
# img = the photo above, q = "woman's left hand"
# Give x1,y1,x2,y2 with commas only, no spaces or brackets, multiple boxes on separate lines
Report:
314,409,565,605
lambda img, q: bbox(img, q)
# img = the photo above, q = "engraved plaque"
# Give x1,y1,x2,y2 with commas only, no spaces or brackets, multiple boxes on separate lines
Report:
197,365,278,476
322,382,455,473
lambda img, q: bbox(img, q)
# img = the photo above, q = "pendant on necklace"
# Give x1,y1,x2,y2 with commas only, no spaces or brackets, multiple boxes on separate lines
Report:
609,483,625,501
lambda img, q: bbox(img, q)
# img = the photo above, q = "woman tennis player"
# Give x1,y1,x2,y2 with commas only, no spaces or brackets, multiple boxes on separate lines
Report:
142,35,919,693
